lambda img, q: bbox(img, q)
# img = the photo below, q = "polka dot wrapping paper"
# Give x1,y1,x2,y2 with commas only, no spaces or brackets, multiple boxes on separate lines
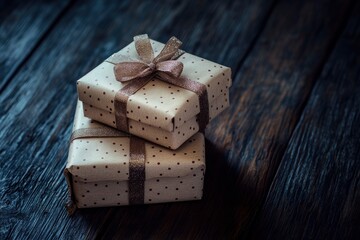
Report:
77,38,232,149
64,101,205,209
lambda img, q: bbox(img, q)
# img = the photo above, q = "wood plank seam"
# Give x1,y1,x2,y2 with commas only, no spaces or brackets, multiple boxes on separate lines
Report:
0,0,76,94
264,0,356,198
215,0,357,237
231,0,278,80
246,0,357,238
249,2,360,237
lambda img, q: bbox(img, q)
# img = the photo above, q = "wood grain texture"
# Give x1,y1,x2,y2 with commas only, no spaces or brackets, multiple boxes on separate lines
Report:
0,0,71,91
0,0,274,239
0,0,358,239
251,3,360,239
205,0,354,237
0,1,166,238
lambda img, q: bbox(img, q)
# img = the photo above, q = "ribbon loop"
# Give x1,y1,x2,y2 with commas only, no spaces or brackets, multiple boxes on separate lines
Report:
153,36,183,63
134,34,154,63
114,61,151,82
156,60,183,78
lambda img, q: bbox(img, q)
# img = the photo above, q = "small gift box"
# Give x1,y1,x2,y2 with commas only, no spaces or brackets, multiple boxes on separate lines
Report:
77,34,231,149
64,101,205,213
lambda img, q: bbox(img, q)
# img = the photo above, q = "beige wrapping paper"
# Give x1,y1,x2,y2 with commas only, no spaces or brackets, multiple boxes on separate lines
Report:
77,37,231,149
65,101,206,209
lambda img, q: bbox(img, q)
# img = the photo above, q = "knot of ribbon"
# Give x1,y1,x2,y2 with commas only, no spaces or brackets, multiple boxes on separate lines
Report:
113,34,184,83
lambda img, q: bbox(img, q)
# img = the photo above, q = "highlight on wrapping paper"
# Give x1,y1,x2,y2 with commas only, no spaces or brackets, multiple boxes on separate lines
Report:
66,125,147,213
64,102,206,214
77,34,232,149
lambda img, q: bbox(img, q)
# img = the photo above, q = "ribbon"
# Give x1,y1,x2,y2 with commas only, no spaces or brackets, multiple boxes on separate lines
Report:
69,127,129,142
106,34,209,133
65,127,146,214
128,136,146,204
113,35,184,82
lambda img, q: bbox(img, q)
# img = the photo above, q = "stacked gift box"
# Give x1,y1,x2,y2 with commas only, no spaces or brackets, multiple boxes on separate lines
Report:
64,34,231,214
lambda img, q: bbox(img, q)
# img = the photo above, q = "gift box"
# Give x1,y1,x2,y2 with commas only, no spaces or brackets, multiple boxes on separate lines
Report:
64,101,206,213
77,34,231,149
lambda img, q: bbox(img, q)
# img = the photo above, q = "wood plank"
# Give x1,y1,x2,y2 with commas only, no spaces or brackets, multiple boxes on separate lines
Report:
0,0,274,239
251,3,360,239
203,0,354,238
0,0,71,91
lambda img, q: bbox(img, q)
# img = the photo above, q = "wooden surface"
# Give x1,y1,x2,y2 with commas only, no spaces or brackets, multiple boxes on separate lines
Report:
0,0,359,239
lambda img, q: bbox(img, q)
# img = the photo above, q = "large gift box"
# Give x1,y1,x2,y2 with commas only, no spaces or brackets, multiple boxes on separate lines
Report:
77,34,231,149
64,101,206,212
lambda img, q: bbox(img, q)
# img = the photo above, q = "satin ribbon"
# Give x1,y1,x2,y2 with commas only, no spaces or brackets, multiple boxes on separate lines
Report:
107,34,209,133
113,35,184,82
69,127,129,142
65,127,146,214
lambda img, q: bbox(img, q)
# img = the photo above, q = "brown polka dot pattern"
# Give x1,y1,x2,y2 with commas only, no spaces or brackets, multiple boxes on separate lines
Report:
77,39,231,142
82,91,229,149
66,101,205,208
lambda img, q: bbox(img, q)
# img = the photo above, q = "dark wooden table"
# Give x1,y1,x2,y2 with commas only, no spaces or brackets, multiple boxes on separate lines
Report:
1,0,359,239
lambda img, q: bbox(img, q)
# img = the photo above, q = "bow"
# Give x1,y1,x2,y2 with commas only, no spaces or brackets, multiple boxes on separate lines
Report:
108,34,210,134
113,34,184,82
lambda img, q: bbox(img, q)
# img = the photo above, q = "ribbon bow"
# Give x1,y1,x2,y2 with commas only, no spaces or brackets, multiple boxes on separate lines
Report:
108,34,209,134
113,34,184,82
